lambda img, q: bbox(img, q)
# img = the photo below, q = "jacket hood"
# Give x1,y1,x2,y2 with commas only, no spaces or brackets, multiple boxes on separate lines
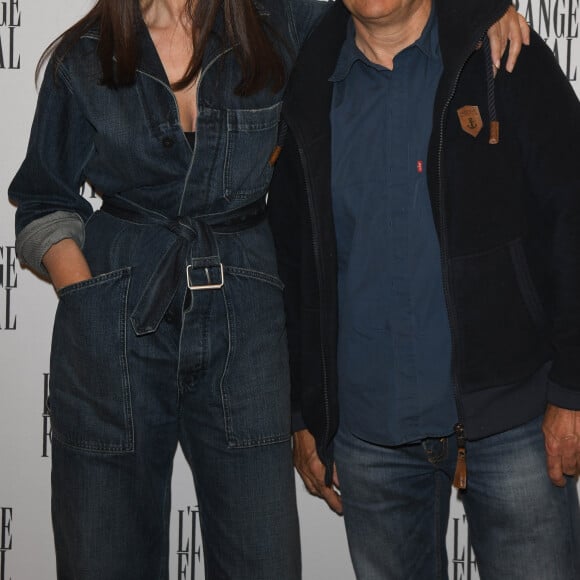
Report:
436,0,511,74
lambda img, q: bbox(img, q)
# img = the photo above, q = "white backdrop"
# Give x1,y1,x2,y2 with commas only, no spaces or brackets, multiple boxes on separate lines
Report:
0,1,578,579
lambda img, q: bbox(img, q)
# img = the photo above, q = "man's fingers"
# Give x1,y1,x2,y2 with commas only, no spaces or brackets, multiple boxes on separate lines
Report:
561,454,578,476
560,437,579,475
544,435,568,486
320,485,343,514
297,466,343,514
542,405,580,484
297,468,320,496
545,452,566,487
332,464,340,489
292,430,343,514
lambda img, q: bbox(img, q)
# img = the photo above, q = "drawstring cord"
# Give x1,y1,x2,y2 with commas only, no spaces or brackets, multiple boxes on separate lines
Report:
482,35,500,144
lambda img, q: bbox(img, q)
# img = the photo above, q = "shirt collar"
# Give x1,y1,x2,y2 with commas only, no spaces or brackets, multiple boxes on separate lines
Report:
330,3,439,82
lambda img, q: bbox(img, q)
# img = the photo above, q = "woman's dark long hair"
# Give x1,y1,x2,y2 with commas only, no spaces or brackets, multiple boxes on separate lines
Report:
38,0,286,96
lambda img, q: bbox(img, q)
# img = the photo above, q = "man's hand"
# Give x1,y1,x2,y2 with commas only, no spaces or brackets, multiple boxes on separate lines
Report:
487,5,531,73
542,403,580,486
293,429,343,514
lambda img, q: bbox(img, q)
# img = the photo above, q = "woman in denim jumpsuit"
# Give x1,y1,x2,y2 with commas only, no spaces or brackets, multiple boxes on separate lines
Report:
9,1,323,578
8,0,525,577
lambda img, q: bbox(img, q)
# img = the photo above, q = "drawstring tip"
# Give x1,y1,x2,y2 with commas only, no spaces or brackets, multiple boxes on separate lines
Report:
489,121,499,145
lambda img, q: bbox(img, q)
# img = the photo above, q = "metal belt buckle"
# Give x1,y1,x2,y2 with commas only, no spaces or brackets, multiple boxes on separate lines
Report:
187,263,224,290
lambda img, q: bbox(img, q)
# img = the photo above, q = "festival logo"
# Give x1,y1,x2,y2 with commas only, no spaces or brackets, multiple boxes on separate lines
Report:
42,373,51,458
0,245,18,330
0,507,12,580
80,183,98,201
0,0,21,70
80,184,103,212
175,505,203,580
451,514,478,580
514,0,579,84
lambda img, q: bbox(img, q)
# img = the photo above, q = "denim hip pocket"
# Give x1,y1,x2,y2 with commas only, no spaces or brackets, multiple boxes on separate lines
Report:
50,267,134,453
219,267,291,447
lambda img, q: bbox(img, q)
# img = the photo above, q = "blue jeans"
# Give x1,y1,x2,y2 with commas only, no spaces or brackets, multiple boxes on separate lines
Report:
48,218,300,580
334,415,580,580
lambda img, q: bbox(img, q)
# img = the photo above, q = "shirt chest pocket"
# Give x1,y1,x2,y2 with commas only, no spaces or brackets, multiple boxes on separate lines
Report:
223,101,282,201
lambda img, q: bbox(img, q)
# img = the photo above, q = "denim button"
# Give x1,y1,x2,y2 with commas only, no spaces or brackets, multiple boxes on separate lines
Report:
162,136,174,148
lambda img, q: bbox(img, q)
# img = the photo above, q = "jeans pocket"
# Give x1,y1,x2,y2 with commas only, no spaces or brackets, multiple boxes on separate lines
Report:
219,267,291,447
50,267,134,453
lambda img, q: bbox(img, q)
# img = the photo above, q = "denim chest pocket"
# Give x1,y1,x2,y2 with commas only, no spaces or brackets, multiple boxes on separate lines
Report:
49,267,134,453
223,102,282,201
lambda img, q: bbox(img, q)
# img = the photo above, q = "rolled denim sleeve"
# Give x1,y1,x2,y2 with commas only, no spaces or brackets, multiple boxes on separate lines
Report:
15,211,85,278
8,58,94,277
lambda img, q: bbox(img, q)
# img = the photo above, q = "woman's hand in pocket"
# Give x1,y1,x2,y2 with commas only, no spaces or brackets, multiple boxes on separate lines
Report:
42,238,92,291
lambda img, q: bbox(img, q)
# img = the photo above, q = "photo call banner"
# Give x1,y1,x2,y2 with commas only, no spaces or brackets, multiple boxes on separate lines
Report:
1,1,578,579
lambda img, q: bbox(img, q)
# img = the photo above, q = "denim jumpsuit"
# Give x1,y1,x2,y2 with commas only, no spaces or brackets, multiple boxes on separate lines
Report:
9,2,326,578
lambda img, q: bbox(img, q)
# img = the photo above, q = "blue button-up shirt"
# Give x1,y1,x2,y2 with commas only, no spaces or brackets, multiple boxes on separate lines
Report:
330,10,457,445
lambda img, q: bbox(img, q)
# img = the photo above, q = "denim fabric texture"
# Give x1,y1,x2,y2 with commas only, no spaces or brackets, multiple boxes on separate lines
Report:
50,218,301,578
10,0,326,249
334,415,580,580
8,0,328,578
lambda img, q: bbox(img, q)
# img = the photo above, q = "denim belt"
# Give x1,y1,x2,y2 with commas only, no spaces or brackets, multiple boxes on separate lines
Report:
100,197,266,336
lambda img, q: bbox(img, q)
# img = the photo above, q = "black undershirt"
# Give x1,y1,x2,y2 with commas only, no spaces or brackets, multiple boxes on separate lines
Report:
184,132,196,149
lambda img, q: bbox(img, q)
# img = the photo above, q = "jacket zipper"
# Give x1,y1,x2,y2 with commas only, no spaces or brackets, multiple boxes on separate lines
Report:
436,46,478,490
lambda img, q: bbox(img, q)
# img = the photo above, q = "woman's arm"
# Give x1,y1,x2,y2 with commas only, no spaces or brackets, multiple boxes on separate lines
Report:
42,239,92,291
9,56,95,285
487,5,530,73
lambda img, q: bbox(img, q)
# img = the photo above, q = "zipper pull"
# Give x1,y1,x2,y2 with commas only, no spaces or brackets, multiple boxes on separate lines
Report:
453,423,467,490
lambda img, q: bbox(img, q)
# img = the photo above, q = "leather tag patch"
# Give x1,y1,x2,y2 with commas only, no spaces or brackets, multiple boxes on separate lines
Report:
457,105,483,138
